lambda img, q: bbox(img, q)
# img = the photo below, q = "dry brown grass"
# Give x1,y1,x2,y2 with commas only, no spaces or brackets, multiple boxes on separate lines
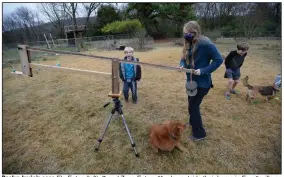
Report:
3,40,281,174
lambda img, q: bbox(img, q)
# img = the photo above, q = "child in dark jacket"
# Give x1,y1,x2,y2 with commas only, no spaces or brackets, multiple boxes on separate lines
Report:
119,47,141,104
224,42,249,100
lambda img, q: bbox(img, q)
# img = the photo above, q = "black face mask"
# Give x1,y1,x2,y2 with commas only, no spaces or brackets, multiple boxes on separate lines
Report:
184,33,194,43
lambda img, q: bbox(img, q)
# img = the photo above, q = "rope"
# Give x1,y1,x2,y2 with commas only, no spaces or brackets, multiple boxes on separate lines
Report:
29,63,111,76
190,44,195,85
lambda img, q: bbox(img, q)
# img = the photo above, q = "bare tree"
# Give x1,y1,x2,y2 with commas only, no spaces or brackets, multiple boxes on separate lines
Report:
62,3,101,51
236,3,264,39
82,3,101,34
196,3,243,30
15,6,37,39
62,3,82,51
63,3,78,32
195,3,218,30
3,16,18,32
218,3,240,17
39,3,67,38
4,6,43,43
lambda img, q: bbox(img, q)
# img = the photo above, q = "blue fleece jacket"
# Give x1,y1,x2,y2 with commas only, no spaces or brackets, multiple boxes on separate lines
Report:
124,63,134,79
180,36,223,88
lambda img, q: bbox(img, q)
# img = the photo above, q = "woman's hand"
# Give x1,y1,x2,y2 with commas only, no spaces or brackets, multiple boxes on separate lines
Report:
193,69,201,75
179,66,184,72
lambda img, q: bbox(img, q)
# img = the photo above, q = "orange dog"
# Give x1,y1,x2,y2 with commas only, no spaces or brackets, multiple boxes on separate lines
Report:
149,120,187,153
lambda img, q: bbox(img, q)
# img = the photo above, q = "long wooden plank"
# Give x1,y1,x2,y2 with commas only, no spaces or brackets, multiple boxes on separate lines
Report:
27,47,194,74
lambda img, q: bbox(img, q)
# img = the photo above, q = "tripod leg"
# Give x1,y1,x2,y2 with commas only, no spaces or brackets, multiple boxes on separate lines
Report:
120,114,139,157
115,111,120,123
94,110,115,152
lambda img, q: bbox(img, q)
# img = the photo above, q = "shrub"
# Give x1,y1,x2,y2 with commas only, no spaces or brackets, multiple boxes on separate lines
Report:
101,19,142,34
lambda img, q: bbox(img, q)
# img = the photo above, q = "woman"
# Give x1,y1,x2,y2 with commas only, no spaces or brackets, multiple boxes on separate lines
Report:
179,21,223,141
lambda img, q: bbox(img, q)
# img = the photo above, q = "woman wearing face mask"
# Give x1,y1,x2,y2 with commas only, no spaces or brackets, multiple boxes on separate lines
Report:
179,21,223,141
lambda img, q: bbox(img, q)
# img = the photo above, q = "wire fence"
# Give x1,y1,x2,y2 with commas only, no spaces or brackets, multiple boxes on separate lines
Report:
220,30,281,39
2,31,280,68
3,34,132,50
2,33,155,68
202,30,281,42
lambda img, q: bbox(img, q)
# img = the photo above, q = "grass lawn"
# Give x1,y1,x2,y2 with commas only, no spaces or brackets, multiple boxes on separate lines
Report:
2,39,281,174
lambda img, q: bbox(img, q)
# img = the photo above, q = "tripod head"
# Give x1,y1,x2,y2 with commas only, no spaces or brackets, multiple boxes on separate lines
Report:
103,97,123,108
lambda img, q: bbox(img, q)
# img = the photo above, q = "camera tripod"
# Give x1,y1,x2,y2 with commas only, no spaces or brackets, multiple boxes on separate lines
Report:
94,97,139,157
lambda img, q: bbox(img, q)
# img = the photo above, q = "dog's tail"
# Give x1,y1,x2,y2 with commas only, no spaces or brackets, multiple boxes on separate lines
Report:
272,86,280,92
242,76,254,89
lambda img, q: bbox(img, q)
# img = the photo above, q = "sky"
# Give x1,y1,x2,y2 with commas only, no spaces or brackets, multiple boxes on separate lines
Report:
3,3,48,22
3,3,38,16
3,2,125,23
3,2,124,16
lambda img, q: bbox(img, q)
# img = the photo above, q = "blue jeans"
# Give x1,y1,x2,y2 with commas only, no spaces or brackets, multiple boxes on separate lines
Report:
123,80,137,102
188,87,210,138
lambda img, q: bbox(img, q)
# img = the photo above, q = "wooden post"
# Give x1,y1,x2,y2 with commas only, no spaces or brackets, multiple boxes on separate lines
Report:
18,45,33,77
44,33,50,49
49,33,56,48
108,59,121,98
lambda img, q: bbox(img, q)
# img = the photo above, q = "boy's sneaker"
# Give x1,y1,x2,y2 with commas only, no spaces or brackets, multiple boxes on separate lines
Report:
225,93,230,100
125,98,129,102
189,135,206,141
230,89,237,94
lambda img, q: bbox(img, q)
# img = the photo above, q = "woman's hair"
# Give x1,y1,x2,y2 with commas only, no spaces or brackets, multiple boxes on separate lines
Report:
182,21,202,65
